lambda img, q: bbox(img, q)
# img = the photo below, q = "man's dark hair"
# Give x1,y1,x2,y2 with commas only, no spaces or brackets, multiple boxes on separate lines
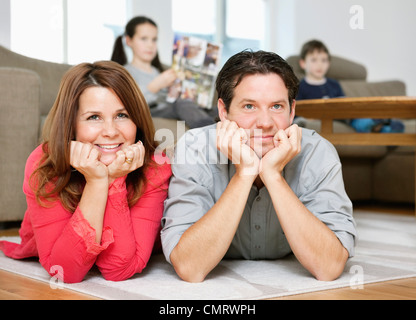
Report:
215,50,299,112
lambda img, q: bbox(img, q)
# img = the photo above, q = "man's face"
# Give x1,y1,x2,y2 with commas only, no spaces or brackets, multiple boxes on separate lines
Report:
218,73,295,158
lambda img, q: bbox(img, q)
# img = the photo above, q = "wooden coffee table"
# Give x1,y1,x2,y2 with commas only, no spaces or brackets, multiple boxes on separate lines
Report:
296,96,416,213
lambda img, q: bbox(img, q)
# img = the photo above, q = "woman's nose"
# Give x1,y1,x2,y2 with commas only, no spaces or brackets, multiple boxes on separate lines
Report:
102,120,119,137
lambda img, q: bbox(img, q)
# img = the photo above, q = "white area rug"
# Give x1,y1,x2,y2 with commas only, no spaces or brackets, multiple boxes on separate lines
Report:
1,210,415,300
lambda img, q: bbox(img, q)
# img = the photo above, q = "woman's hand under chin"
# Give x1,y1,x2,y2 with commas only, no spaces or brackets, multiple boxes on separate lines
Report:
70,141,109,184
107,141,145,184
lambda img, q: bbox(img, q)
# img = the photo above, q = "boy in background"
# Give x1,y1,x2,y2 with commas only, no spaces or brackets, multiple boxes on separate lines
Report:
297,40,344,100
296,39,404,133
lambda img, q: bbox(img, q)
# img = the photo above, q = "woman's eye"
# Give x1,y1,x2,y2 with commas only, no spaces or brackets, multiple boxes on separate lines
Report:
117,113,129,119
87,115,100,121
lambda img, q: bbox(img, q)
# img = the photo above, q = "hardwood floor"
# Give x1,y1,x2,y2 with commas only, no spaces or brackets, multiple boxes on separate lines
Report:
0,269,98,300
272,278,416,300
1,204,415,300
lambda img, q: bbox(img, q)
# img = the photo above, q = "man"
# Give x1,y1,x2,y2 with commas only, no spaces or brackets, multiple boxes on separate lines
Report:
161,50,356,283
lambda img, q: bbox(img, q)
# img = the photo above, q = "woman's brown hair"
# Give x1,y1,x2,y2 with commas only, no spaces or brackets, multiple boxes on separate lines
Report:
34,60,157,212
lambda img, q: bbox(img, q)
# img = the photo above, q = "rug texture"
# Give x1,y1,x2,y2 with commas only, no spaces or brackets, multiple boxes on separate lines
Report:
1,210,415,300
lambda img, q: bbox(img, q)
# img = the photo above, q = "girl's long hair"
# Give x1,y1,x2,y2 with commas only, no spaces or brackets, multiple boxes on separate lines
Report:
111,16,164,72
34,60,158,212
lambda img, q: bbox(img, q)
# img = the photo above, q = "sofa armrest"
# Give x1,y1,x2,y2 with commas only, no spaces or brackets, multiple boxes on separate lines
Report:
0,45,71,117
0,67,41,221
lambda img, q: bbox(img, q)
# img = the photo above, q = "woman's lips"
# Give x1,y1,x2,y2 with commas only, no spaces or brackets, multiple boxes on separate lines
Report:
95,143,122,153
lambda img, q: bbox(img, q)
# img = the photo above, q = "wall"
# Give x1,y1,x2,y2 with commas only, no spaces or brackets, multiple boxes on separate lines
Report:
132,0,416,96
0,0,11,48
1,0,415,96
275,0,416,96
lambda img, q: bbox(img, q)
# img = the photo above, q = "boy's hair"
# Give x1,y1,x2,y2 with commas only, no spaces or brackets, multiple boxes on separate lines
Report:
300,40,330,60
216,50,299,112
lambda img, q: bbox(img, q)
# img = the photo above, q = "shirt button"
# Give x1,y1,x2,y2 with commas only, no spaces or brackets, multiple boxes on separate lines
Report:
256,197,261,201
255,225,261,230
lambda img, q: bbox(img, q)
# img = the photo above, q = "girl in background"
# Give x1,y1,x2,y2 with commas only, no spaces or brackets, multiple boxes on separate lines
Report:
111,16,216,129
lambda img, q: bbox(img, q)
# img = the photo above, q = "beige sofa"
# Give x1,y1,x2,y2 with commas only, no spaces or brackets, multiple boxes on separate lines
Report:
0,46,413,222
287,55,414,204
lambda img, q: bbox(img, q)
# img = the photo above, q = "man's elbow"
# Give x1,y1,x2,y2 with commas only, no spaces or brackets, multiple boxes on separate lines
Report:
313,265,344,281
173,263,207,283
171,251,207,283
312,249,349,281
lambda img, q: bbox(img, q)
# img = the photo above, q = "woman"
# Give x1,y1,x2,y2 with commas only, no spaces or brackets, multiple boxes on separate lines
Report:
0,61,171,283
111,16,216,129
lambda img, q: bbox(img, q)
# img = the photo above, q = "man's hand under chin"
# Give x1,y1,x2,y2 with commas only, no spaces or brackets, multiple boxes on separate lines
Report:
259,124,302,180
216,120,260,178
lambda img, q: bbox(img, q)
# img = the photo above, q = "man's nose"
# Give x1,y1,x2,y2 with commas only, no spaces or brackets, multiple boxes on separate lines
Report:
256,109,273,128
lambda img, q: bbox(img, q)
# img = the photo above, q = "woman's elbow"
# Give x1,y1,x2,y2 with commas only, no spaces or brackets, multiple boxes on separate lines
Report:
100,263,145,282
48,270,85,284
101,270,138,282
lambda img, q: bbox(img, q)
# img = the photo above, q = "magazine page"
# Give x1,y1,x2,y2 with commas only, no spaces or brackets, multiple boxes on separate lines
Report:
167,34,222,109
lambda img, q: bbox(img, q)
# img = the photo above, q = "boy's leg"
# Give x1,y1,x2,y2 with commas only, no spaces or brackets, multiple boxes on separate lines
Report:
350,118,375,132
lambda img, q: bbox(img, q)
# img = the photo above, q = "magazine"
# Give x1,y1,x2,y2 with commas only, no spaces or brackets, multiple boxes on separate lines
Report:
167,34,222,109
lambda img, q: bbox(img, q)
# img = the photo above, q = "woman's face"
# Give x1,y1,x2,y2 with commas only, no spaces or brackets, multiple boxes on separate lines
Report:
127,23,158,64
75,87,137,166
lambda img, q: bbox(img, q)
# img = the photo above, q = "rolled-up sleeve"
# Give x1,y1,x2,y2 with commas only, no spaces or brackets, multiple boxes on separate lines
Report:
161,170,217,264
161,127,222,264
299,160,357,256
286,130,357,257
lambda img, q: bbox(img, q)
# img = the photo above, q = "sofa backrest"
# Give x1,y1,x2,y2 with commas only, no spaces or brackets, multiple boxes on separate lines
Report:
286,55,367,81
0,45,71,116
340,79,406,97
286,54,406,97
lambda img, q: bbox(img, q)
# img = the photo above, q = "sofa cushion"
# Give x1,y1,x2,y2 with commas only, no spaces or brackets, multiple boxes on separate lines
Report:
373,150,415,203
0,67,41,221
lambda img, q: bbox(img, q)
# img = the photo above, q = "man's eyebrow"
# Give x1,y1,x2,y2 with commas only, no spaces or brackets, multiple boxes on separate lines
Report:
237,98,257,104
271,99,288,104
237,98,289,105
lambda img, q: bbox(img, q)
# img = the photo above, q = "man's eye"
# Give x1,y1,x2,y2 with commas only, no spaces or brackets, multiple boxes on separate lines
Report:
272,104,282,110
244,104,254,110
